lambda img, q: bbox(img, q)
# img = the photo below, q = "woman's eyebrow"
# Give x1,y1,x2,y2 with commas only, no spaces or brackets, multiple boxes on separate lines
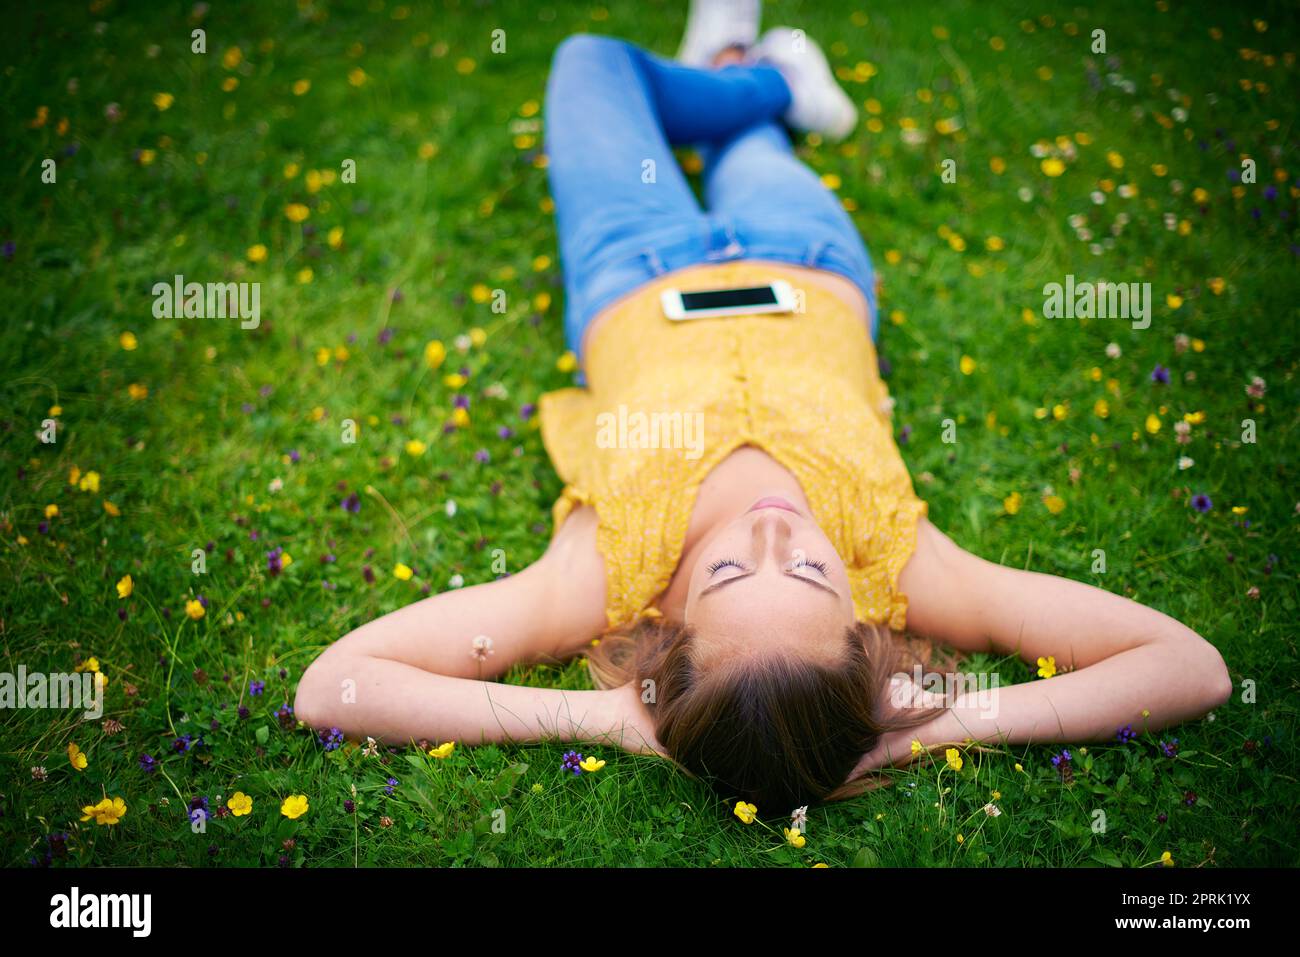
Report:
700,570,839,599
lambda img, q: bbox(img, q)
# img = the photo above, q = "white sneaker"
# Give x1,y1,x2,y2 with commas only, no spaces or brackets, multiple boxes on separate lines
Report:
677,0,761,68
755,27,858,141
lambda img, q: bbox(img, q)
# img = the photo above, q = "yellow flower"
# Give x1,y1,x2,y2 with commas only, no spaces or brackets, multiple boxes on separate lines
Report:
153,92,174,111
68,743,88,771
280,794,310,819
227,791,253,817
1040,157,1065,177
103,501,120,517
127,382,148,400
455,57,476,75
989,156,1006,174
450,407,470,428
1003,491,1022,515
116,574,133,599
556,351,578,373
44,504,59,519
79,470,100,492
1106,150,1124,169
120,331,138,351
80,796,126,825
959,355,976,375
1208,277,1225,295
1014,763,1024,773
811,862,829,868
956,833,965,844
534,291,552,312
470,283,491,304
222,46,242,70
532,254,551,271
1043,494,1065,514
247,243,267,263
443,373,468,389
1052,403,1067,420
784,826,807,848
284,203,310,223
296,267,313,284
910,739,923,755
327,226,343,250
1166,293,1183,310
138,149,156,166
945,748,963,771
1160,850,1174,867
404,440,426,457
393,563,414,581
579,755,606,772
1093,398,1109,418
424,340,446,369
315,347,331,367
75,657,99,674
1183,410,1205,425
985,236,1005,251
283,162,300,180
292,78,311,96
1146,413,1162,434
1037,655,1057,678
348,67,367,87
185,599,206,620
469,327,487,347
733,801,758,824
418,141,438,159
428,741,456,759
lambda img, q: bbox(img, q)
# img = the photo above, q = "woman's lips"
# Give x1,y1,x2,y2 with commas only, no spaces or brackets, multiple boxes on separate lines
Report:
747,495,801,516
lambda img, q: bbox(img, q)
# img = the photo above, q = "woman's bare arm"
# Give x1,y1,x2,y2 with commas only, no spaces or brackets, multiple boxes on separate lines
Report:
292,506,659,750
857,518,1233,769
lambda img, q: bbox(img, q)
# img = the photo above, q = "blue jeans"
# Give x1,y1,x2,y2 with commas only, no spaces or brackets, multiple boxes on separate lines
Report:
544,33,878,361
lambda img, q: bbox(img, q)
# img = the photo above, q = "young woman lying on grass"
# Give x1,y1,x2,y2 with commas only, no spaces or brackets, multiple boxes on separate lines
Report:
295,3,1232,814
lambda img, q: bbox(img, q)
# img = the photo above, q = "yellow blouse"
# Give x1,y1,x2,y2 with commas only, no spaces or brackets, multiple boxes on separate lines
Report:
538,261,928,632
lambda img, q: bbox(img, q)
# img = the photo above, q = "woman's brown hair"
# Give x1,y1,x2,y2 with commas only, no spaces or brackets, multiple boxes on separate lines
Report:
586,616,960,813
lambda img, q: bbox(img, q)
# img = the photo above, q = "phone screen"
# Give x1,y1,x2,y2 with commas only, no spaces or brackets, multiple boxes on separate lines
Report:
679,286,778,311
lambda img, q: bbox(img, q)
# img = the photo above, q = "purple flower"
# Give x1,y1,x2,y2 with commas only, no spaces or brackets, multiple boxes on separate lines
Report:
172,734,194,753
474,448,490,464
319,726,344,751
1116,723,1137,743
238,705,250,719
341,492,361,513
898,425,912,444
344,799,355,813
453,394,470,410
1192,493,1212,513
1159,738,1179,758
377,327,394,345
1150,364,1169,384
139,753,158,773
266,547,284,577
287,449,301,464
384,777,398,796
1,241,14,260
497,426,514,440
1050,749,1072,767
561,750,584,775
519,403,536,420
249,680,265,696
275,703,295,730
1183,790,1198,806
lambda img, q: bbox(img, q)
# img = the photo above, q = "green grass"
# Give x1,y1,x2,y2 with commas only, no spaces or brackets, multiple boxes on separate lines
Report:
2,0,1297,867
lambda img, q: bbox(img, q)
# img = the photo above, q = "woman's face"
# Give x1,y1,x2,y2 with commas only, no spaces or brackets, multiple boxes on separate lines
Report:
683,495,856,665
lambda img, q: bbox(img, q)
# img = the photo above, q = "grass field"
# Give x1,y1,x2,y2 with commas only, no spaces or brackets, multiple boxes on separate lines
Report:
2,0,1297,868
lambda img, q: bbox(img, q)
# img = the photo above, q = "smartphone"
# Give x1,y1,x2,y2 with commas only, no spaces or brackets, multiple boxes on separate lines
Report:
660,280,796,320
